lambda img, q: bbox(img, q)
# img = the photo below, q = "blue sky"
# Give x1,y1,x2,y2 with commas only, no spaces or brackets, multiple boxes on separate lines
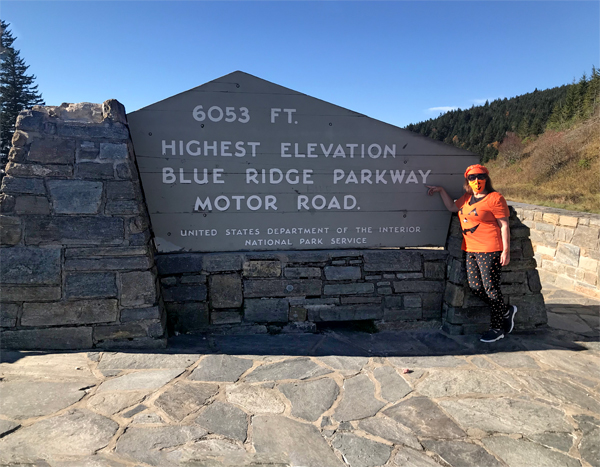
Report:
3,1,599,128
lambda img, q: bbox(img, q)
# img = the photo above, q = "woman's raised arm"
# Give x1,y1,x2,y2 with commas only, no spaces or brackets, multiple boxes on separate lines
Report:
426,186,459,213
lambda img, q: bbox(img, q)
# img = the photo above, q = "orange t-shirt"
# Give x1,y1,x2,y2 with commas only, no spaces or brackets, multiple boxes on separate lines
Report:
454,192,509,252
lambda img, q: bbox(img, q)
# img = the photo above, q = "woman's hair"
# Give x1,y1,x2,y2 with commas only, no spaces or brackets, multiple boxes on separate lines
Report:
463,174,496,195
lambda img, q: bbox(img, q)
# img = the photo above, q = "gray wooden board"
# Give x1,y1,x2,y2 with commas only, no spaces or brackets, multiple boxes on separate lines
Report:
151,211,452,252
128,71,479,253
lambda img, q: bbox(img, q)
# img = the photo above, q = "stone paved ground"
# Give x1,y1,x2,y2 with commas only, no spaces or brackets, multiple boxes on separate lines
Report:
0,287,598,467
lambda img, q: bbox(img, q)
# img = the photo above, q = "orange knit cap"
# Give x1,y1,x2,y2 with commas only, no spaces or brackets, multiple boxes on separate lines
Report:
464,164,489,178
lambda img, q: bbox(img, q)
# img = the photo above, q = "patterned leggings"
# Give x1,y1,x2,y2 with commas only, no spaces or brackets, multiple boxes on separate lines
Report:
465,251,508,330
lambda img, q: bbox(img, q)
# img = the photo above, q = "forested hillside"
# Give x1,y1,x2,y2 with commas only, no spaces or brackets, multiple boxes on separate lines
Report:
406,67,600,213
405,66,599,162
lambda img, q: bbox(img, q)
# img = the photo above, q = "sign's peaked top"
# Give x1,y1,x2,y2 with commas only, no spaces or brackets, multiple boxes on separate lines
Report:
131,70,362,117
128,71,475,157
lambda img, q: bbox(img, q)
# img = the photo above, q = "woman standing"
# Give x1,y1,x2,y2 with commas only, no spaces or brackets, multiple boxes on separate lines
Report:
427,164,517,342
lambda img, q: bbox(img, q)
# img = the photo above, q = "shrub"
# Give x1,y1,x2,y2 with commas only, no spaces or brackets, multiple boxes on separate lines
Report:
578,158,592,169
497,132,524,167
530,131,574,180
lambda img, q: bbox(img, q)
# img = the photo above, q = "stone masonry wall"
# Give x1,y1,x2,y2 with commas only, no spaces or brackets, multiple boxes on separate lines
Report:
157,225,546,337
441,206,546,335
510,202,600,300
156,249,449,335
0,101,166,350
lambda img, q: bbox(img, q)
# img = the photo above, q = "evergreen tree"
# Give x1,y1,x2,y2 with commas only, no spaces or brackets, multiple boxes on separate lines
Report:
517,117,530,138
582,65,600,118
547,66,600,129
573,73,588,120
561,79,579,124
0,21,44,164
546,101,564,129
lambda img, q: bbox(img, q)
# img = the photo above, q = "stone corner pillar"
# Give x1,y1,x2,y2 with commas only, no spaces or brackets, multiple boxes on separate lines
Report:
0,100,166,350
442,207,547,335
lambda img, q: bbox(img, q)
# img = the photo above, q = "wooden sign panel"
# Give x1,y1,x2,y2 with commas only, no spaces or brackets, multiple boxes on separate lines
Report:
127,72,479,252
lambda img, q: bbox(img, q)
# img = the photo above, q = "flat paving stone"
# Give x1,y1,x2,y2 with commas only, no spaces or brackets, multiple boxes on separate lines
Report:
252,415,345,467
455,335,529,353
574,414,600,433
212,334,323,356
226,384,286,413
0,381,87,419
391,447,443,467
543,289,595,304
388,355,469,369
486,352,540,368
337,331,429,357
0,352,97,383
154,381,219,421
412,332,468,355
180,438,246,462
244,357,332,382
333,374,386,422
547,312,594,334
528,432,574,452
312,336,371,357
518,332,588,352
316,356,369,376
279,377,339,421
115,425,208,466
49,456,130,466
482,435,581,467
439,398,572,434
185,451,290,467
469,356,497,369
0,419,19,437
535,350,600,381
415,369,518,398
331,432,392,467
87,391,146,416
96,369,183,392
189,355,253,382
132,412,165,424
373,366,412,402
515,372,600,412
547,305,582,314
358,416,422,450
195,401,248,441
0,409,118,464
385,396,465,439
97,353,199,370
579,426,600,467
167,334,213,353
580,313,600,331
421,439,504,467
121,404,146,418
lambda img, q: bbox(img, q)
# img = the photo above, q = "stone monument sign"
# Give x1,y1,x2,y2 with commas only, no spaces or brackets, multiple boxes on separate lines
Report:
128,72,479,252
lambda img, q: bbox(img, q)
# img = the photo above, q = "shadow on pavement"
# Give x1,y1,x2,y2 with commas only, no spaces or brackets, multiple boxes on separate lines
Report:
164,324,598,358
2,314,598,365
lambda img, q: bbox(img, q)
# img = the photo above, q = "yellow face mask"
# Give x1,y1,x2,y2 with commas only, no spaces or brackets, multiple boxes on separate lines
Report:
468,177,486,194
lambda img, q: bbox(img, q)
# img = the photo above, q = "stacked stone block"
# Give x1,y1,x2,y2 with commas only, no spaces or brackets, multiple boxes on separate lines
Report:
510,202,600,299
442,207,546,335
0,101,166,350
157,249,449,334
